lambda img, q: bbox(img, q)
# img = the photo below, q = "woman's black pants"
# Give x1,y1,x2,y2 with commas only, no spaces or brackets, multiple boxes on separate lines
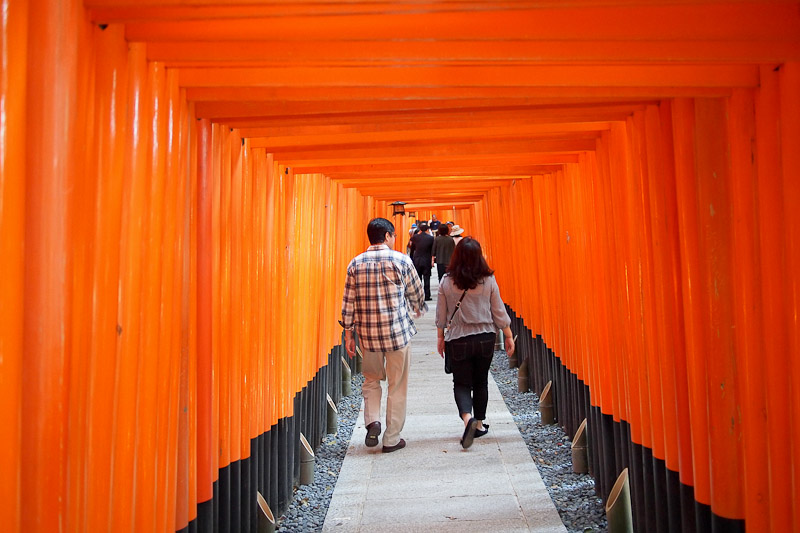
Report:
446,332,496,420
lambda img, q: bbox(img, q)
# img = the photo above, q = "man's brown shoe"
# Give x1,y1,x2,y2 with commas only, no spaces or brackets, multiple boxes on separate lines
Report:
381,439,406,453
365,421,381,447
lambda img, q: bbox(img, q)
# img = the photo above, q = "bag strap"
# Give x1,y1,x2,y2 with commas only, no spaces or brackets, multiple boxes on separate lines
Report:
446,289,469,329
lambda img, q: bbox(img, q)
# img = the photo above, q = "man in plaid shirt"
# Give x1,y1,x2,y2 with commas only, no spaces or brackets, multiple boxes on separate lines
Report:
341,218,428,453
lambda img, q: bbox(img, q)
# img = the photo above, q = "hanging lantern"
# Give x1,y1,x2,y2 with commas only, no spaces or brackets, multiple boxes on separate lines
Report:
390,201,407,216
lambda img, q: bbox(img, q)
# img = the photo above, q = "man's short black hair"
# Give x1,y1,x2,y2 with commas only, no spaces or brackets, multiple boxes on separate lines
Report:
367,217,395,244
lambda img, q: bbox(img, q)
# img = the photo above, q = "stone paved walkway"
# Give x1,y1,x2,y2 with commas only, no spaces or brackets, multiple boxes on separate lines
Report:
323,276,566,532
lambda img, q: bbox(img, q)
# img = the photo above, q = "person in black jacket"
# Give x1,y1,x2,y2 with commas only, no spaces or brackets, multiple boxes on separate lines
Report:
432,224,455,282
408,223,434,300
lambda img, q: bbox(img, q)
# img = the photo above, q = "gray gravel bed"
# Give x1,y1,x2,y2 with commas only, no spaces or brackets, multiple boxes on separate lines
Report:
276,373,365,533
276,353,607,532
490,355,608,533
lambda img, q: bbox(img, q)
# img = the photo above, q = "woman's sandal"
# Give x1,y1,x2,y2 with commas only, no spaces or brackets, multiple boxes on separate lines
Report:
460,418,478,449
474,424,490,438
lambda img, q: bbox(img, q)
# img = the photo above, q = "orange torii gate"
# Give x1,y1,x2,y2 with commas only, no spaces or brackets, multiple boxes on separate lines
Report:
1,1,799,532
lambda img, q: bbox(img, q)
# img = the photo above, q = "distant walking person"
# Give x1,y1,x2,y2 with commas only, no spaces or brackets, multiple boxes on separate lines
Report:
405,222,418,255
436,237,515,449
450,224,464,246
341,218,428,453
408,223,434,300
431,224,455,282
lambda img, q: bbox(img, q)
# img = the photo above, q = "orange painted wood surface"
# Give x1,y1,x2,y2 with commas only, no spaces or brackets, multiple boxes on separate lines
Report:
0,0,27,531
22,0,82,529
3,1,799,531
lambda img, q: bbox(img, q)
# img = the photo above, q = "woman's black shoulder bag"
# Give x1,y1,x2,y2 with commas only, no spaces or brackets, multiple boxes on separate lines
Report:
444,289,468,374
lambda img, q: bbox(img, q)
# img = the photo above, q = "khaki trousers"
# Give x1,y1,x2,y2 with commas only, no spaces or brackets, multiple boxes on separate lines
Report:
361,343,411,447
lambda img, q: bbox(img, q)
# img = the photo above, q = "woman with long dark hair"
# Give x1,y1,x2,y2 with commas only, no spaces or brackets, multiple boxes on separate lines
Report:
435,237,515,449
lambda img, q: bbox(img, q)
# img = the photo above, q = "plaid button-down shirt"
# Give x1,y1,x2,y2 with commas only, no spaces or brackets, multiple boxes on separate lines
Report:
341,244,428,352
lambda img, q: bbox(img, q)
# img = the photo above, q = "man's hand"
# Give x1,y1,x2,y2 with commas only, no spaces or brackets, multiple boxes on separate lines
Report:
345,335,356,357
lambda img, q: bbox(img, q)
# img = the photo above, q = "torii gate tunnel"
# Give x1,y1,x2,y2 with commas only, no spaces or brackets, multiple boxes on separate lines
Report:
1,1,799,532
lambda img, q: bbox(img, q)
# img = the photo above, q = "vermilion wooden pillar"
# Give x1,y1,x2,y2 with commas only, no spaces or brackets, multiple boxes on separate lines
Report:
84,22,129,532
753,64,791,533
777,61,800,533
111,41,149,533
728,88,769,533
22,0,82,529
0,0,27,531
196,117,215,526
